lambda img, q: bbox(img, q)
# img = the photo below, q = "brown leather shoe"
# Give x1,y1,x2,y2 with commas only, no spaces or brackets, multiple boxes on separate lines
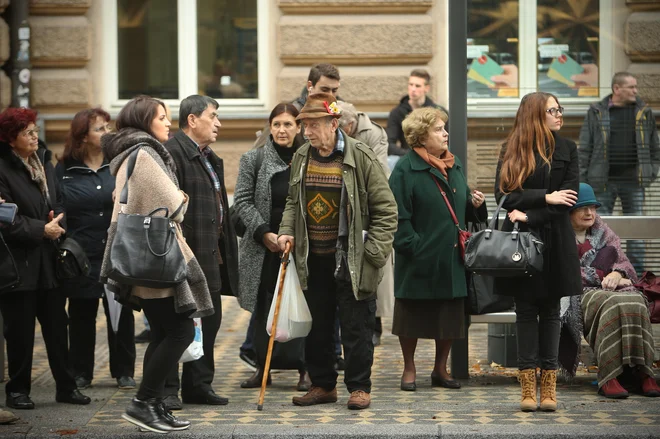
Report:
292,386,337,406
296,372,311,392
347,390,371,410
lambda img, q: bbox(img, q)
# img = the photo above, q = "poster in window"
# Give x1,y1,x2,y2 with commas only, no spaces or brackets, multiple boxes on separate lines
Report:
537,0,599,98
467,0,519,99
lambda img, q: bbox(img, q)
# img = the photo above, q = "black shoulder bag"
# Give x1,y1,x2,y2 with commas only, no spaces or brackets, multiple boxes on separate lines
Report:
56,236,91,280
0,232,20,293
107,148,186,288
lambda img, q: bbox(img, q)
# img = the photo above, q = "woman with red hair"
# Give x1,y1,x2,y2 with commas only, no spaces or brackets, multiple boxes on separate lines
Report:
0,107,91,410
494,92,582,412
56,108,136,391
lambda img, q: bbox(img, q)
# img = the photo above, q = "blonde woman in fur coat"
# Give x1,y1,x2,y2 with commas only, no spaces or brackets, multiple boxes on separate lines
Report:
100,96,213,434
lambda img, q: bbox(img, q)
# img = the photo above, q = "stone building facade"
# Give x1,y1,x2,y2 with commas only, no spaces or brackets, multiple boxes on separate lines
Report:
0,0,659,192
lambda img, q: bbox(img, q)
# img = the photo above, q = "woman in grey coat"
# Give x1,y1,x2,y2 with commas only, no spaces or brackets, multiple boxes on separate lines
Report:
234,103,309,390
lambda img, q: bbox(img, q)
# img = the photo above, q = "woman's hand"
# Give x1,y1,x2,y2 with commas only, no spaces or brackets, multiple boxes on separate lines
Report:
545,189,578,206
262,232,280,253
618,278,633,287
601,271,622,290
471,190,485,208
507,209,527,223
44,211,65,240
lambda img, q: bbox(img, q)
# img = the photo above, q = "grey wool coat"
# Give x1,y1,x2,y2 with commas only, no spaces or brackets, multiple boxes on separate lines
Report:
233,138,289,313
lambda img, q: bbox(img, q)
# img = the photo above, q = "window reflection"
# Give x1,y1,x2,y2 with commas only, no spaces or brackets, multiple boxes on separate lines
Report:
197,0,258,99
117,0,179,99
467,0,520,98
537,0,599,98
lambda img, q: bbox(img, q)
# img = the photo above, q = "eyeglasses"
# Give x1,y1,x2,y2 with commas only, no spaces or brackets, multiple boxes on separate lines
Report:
546,107,564,117
21,128,40,138
92,125,112,133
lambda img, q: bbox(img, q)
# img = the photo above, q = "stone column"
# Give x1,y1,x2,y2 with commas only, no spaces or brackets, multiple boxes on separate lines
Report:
625,0,660,106
28,0,92,142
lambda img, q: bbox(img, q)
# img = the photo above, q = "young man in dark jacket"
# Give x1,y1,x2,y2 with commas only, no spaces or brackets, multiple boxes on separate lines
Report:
162,95,239,409
386,69,448,169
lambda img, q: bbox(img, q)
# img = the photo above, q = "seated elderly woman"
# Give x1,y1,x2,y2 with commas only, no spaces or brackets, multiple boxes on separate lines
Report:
560,183,660,399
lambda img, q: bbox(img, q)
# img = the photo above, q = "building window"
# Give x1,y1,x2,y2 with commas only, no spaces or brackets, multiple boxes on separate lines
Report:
107,0,264,109
117,0,179,100
537,0,600,98
467,0,605,107
467,0,520,99
197,0,258,99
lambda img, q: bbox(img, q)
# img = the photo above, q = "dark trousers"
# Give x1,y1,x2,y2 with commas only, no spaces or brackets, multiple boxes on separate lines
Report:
0,288,76,395
68,295,136,380
165,291,222,397
305,255,376,393
515,296,561,371
138,297,194,400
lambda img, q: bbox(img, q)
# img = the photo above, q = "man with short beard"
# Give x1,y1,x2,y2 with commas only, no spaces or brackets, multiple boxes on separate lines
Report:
579,72,660,273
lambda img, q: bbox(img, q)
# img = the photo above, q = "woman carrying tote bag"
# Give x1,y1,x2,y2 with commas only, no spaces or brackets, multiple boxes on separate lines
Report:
100,96,213,433
494,92,581,413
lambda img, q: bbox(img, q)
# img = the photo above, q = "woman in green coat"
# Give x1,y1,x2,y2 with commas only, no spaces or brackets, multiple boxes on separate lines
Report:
389,107,487,391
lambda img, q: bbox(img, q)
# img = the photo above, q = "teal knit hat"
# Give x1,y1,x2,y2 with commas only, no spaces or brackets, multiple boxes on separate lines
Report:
571,183,601,211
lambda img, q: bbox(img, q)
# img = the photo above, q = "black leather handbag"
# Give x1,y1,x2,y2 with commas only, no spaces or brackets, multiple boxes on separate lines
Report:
464,195,545,277
56,237,91,280
465,222,515,314
0,232,20,293
107,148,186,289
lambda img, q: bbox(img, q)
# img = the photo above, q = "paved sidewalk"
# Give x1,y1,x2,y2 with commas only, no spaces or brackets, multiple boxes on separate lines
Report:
1,296,659,438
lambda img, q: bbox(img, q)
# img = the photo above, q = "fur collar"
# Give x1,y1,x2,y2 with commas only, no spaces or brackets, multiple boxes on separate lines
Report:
102,128,176,176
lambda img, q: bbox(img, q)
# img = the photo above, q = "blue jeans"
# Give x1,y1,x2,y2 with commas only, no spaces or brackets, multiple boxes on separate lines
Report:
240,313,257,356
594,182,645,275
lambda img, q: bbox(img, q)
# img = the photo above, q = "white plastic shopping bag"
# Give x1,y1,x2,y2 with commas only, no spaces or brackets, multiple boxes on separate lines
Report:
266,254,312,342
179,318,203,362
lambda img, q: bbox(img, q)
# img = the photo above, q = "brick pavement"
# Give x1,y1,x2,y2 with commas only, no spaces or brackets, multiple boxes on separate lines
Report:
1,296,659,437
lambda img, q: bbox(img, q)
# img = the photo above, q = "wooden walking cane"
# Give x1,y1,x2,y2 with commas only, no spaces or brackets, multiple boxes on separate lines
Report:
257,241,291,411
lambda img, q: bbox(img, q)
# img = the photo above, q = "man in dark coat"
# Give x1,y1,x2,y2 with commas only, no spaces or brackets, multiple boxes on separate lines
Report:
163,95,239,409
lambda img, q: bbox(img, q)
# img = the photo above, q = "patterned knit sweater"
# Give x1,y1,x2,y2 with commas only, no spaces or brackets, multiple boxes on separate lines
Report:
305,148,343,256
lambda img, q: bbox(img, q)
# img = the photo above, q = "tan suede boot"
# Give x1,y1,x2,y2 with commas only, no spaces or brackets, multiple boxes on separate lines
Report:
518,369,537,412
540,369,557,411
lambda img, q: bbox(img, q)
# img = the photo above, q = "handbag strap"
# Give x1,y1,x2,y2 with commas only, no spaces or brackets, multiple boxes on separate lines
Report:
488,194,509,230
119,148,142,205
431,176,461,229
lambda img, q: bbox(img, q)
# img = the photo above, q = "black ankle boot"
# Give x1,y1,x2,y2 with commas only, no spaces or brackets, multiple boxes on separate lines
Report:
156,400,191,430
240,367,271,388
122,397,173,433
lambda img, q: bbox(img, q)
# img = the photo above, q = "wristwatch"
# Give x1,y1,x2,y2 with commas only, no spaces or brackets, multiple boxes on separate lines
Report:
524,214,529,223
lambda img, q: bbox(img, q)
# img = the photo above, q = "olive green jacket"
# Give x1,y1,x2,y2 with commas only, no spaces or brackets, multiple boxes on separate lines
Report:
278,130,398,300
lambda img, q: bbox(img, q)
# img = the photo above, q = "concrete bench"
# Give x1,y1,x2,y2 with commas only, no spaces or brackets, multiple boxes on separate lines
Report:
451,215,660,379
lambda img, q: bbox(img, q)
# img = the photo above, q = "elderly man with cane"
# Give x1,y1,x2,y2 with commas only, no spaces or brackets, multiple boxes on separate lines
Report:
277,93,397,410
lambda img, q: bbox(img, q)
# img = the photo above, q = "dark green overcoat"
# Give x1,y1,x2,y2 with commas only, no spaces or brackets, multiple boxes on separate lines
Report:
389,150,487,300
